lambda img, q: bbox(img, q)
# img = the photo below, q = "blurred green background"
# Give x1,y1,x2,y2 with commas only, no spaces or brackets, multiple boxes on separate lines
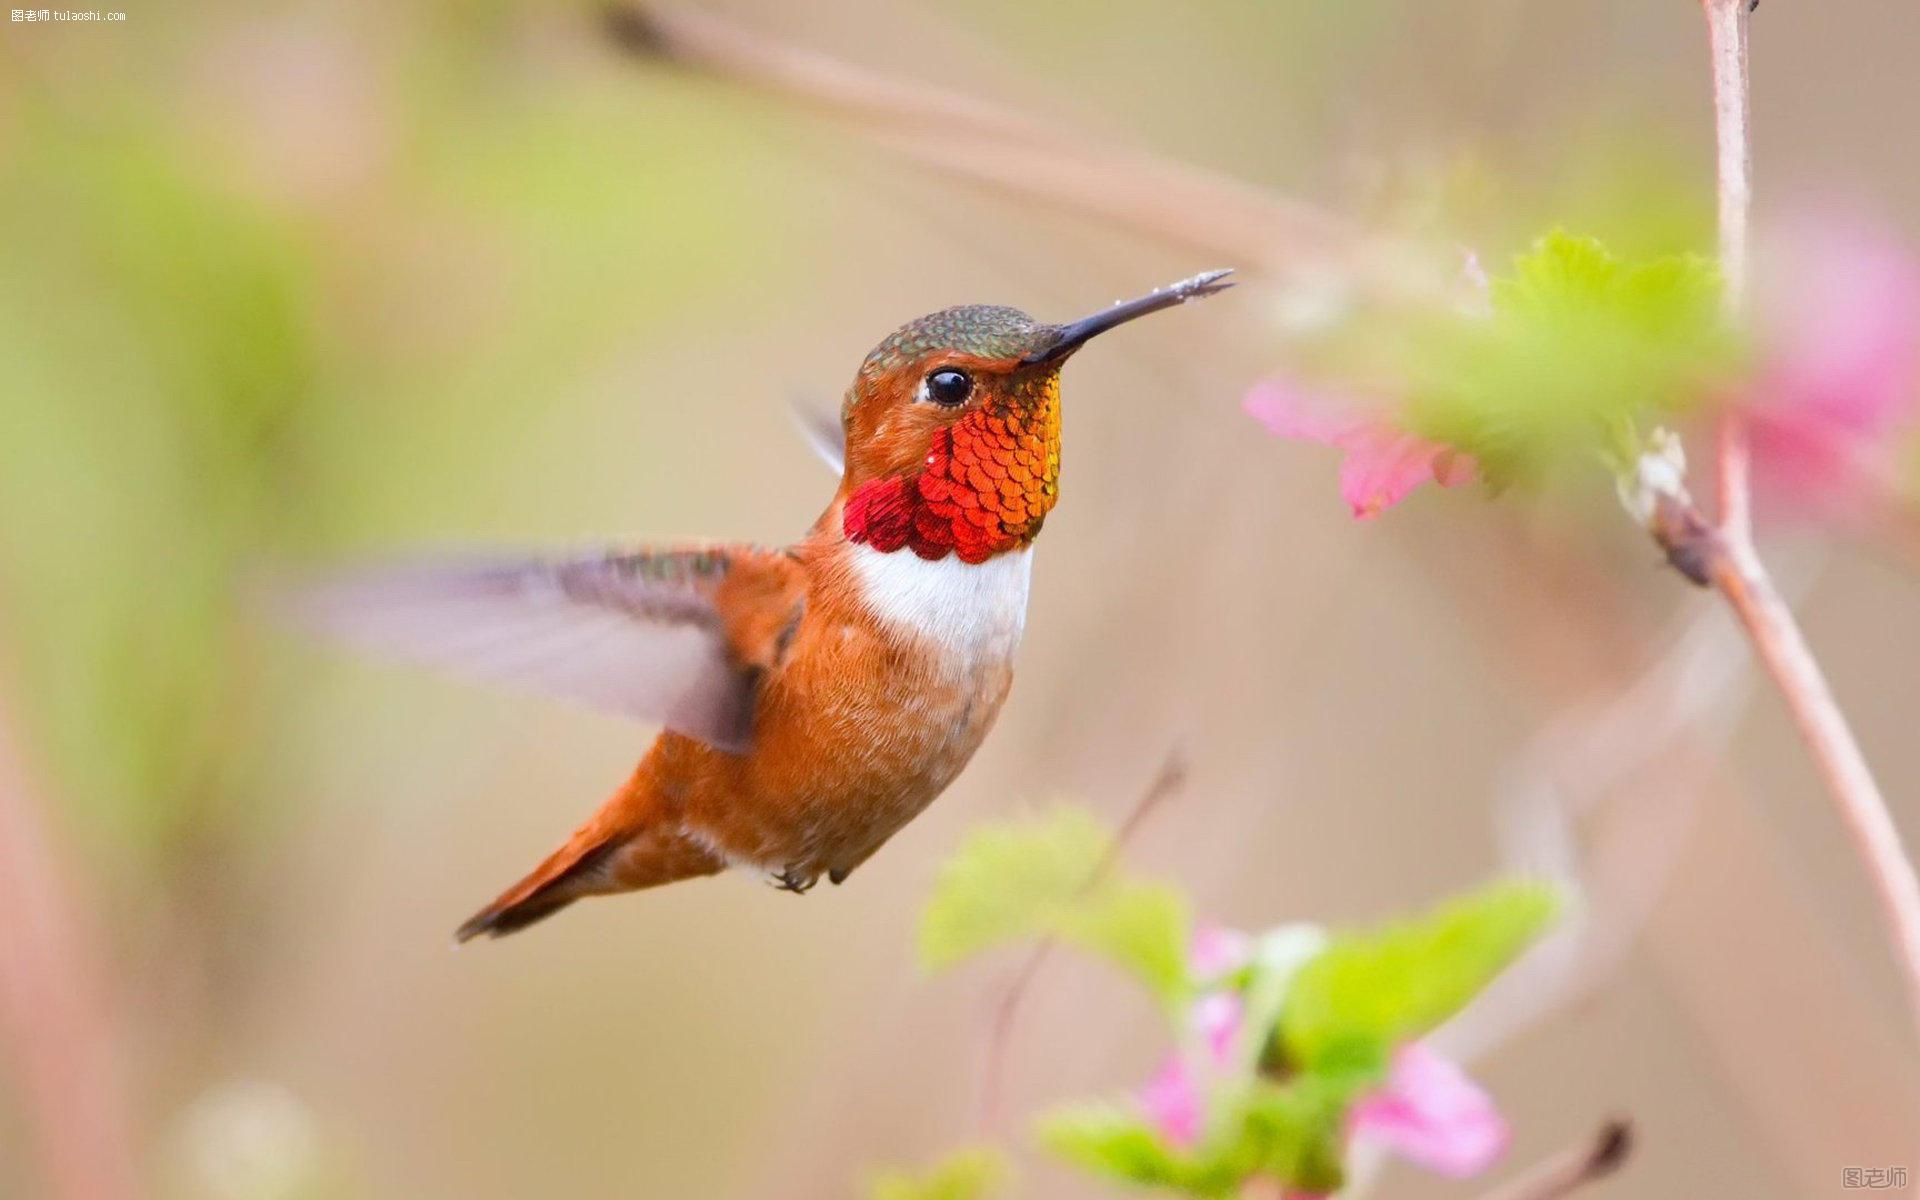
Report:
2,2,1918,1197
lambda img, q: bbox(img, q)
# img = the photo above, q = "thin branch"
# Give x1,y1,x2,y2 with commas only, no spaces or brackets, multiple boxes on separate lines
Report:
1705,0,1754,541
1704,0,1754,316
600,4,1457,305
975,750,1188,1136
602,3,1061,151
1472,1120,1634,1200
1714,419,1753,545
1689,0,1920,1054
1418,512,1907,1189
1706,555,1920,1020
1434,606,1752,1065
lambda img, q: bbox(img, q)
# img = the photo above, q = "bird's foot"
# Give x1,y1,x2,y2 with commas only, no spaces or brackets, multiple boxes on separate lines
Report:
769,865,818,894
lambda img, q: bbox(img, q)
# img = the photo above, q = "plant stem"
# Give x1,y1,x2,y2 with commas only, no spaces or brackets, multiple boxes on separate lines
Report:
974,751,1187,1135
1705,0,1752,312
601,3,1460,305
1473,1120,1633,1200
1705,0,1753,541
1706,553,1920,1029
1698,0,1920,1050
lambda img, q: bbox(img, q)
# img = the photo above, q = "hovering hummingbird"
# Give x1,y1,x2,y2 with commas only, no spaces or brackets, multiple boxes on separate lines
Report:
309,270,1232,941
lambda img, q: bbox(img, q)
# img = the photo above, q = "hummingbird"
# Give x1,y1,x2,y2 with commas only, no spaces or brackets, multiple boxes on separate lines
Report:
308,270,1232,941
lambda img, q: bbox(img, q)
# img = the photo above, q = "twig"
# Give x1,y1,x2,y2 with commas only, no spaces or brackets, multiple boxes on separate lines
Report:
1706,0,1752,543
974,750,1188,1136
1434,605,1753,1065
1704,554,1920,1031
1472,1120,1633,1200
602,3,1059,152
1422,520,1914,1191
0,683,138,1200
599,4,1456,305
1704,0,1753,320
1691,0,1920,1054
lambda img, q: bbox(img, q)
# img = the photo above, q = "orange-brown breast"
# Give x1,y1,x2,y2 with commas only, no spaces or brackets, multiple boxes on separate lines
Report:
625,523,1031,884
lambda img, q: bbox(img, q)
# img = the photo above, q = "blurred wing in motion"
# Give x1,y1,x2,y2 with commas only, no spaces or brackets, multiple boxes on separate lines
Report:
789,397,845,476
298,544,807,754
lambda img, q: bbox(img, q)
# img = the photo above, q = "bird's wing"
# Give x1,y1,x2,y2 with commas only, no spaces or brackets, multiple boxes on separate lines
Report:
298,544,806,754
789,398,845,476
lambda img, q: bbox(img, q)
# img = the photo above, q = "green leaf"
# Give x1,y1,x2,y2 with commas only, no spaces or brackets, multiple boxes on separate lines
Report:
919,808,1109,967
1239,1077,1350,1195
1402,229,1739,484
1038,1077,1352,1198
867,1148,1010,1200
1279,880,1561,1073
1052,884,1191,1007
1038,1105,1242,1198
919,809,1191,1008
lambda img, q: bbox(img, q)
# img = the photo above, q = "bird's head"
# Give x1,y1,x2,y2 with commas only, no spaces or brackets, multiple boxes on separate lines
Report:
839,270,1232,563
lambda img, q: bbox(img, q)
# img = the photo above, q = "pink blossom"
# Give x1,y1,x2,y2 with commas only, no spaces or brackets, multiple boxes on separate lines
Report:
1244,380,1476,519
1136,988,1243,1147
1746,216,1920,514
1137,1056,1204,1148
1189,925,1253,982
1348,1043,1509,1179
1192,991,1244,1063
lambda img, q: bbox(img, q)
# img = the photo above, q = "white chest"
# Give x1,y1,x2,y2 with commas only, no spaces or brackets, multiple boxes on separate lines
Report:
848,545,1032,667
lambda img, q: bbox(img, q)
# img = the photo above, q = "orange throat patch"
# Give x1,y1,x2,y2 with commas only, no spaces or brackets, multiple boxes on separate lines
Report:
843,385,1061,563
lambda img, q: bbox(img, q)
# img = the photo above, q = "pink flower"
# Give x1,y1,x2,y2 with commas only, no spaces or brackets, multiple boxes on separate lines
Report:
1746,215,1920,515
1244,381,1476,519
1189,925,1253,983
1348,1043,1509,1179
1137,1056,1204,1148
1192,991,1244,1063
1136,985,1243,1147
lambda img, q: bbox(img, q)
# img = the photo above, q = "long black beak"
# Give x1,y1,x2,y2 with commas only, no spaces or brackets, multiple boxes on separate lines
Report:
1022,269,1235,365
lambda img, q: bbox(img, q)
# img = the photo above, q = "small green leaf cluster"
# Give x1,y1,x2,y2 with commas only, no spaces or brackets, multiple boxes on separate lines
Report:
1037,1021,1352,1197
1403,230,1741,485
1280,882,1560,1075
918,808,1561,1197
919,808,1191,1012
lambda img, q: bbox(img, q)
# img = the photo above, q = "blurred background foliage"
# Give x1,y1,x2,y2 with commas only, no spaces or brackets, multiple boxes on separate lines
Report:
2,2,1918,1198
0,1,792,860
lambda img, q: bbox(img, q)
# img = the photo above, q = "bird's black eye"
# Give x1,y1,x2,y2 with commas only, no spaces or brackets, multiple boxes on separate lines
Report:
924,368,973,407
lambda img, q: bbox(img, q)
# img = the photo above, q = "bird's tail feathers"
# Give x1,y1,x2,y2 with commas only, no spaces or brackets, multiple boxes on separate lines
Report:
452,765,727,943
454,815,629,943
